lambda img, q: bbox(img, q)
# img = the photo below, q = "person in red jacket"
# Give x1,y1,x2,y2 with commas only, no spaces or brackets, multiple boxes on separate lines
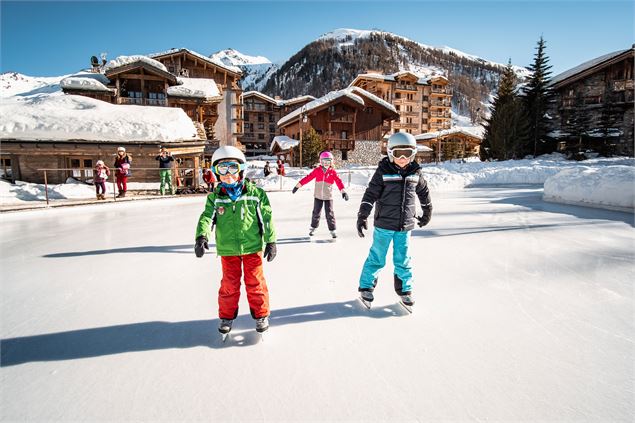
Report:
292,151,348,238
202,166,216,192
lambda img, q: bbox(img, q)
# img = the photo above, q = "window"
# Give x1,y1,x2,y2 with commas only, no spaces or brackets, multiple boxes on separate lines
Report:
258,114,264,122
0,156,12,179
329,105,336,114
269,124,276,132
258,134,265,140
341,130,348,139
341,150,348,160
67,157,94,181
422,118,428,124
422,107,428,113
269,115,275,122
396,105,400,111
258,123,265,130
422,96,428,102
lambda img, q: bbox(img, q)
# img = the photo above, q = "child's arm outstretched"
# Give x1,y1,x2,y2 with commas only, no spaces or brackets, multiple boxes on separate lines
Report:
292,168,318,193
356,168,384,237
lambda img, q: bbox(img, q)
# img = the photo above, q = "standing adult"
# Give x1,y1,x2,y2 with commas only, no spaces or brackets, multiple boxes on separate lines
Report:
264,161,271,177
155,148,175,195
114,146,132,198
276,159,286,177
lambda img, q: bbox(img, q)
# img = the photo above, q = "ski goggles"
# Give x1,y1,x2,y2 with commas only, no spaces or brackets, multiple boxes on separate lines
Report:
389,147,417,159
214,161,245,175
320,158,332,164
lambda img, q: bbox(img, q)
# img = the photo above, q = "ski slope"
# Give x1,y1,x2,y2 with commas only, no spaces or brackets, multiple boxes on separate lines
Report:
1,187,633,421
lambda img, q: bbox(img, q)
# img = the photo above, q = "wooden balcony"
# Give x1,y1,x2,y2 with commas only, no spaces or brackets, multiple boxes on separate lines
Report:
395,83,417,91
329,115,354,123
430,101,451,108
323,138,355,151
118,97,168,106
431,87,453,95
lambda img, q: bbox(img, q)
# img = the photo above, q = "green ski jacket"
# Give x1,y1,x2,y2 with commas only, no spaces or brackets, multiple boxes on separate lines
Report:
196,181,276,256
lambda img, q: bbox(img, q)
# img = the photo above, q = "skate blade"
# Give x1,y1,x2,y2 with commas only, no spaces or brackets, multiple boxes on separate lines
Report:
398,301,413,314
358,296,372,309
220,332,230,342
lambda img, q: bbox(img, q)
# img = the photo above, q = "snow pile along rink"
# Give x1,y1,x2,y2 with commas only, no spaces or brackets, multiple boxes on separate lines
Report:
544,165,635,211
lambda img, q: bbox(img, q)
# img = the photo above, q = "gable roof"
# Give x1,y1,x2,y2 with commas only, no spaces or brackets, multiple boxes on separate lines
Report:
104,56,177,83
277,87,397,127
149,48,242,76
350,71,437,87
550,47,633,88
167,77,221,100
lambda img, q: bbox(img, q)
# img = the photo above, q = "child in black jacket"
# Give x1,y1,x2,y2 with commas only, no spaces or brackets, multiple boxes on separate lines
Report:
356,132,432,309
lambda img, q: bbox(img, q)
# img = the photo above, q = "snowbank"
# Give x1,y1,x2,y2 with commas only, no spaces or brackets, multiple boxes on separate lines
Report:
0,94,197,142
60,72,113,93
544,166,635,211
104,55,168,73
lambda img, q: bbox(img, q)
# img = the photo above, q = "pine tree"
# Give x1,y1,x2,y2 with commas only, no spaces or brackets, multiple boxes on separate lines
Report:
482,60,528,160
597,90,621,156
563,92,592,159
297,127,323,167
522,36,554,157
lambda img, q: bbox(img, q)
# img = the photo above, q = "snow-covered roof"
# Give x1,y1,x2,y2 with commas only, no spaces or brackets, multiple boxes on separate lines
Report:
417,144,433,152
550,48,632,87
270,135,300,151
277,87,396,127
149,48,242,75
0,93,198,142
279,95,316,106
350,70,440,87
60,72,114,93
167,77,221,100
415,127,483,140
104,55,168,74
242,90,279,105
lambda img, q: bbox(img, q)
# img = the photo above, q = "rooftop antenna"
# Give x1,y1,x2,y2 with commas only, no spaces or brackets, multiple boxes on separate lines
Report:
100,52,108,67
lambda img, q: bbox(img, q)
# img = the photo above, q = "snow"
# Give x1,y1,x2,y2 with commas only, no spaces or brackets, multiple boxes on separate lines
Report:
0,72,67,97
210,48,271,66
415,126,483,141
544,165,635,211
0,93,198,142
2,156,633,213
270,135,300,152
1,180,633,420
167,77,220,99
103,55,168,73
59,72,114,93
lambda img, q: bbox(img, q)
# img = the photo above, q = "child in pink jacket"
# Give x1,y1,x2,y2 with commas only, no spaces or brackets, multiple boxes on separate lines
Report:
292,151,349,238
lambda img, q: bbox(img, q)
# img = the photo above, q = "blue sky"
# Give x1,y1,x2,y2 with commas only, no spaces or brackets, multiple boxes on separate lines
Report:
1,0,633,77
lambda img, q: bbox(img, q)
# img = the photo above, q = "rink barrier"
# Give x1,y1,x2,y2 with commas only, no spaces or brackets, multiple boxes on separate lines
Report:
35,167,354,206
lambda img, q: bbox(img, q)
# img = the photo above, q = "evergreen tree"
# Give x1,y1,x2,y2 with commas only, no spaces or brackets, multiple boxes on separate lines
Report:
522,36,554,157
482,60,528,160
597,90,621,156
563,92,592,158
296,127,323,167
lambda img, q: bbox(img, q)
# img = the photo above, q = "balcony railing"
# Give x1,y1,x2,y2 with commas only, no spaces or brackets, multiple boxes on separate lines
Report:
395,84,417,91
430,101,451,107
329,115,354,123
431,87,453,95
118,97,168,107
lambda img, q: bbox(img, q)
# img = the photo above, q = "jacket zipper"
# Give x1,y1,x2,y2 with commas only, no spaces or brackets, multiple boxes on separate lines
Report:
399,175,407,230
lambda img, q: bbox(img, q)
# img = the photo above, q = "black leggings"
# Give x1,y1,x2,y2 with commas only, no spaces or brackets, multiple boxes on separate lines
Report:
311,198,336,231
95,182,106,195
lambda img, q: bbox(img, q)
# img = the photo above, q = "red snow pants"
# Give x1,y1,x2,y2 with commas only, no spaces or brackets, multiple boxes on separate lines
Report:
218,252,270,320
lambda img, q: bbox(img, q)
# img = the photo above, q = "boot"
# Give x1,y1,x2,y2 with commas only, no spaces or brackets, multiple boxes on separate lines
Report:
255,316,269,333
399,293,414,306
96,194,101,200
120,191,126,198
330,230,337,239
359,289,374,303
218,319,233,334
309,227,316,236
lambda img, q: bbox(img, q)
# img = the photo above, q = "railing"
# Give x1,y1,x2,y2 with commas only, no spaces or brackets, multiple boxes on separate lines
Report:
395,84,417,91
431,87,453,95
35,167,207,206
117,98,168,106
329,115,354,123
430,101,451,107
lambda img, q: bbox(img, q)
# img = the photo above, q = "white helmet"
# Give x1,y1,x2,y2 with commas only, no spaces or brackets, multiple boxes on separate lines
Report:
387,132,417,162
211,145,246,166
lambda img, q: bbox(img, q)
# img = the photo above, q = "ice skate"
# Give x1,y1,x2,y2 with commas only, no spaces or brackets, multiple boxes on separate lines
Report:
255,316,269,333
308,227,316,237
398,293,414,313
358,290,374,309
330,230,337,239
218,318,233,342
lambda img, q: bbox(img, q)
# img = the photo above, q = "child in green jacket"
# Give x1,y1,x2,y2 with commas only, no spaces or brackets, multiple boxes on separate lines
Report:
195,146,277,337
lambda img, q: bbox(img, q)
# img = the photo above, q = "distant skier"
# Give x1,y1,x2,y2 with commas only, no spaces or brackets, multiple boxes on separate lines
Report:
356,133,432,311
292,151,348,238
194,146,277,339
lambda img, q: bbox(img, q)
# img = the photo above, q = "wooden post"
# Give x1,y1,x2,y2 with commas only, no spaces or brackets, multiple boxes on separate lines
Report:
43,170,49,206
112,178,117,201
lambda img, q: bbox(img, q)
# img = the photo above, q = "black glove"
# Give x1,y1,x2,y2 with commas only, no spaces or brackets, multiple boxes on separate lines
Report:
194,235,209,258
417,207,432,227
292,186,299,194
264,242,277,262
342,192,349,201
356,217,368,238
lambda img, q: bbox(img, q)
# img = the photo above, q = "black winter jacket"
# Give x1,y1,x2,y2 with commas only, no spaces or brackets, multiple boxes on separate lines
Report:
358,158,432,231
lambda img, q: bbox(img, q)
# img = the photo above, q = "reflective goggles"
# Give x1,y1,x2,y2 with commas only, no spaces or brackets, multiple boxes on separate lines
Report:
389,147,417,159
320,158,332,164
214,161,245,175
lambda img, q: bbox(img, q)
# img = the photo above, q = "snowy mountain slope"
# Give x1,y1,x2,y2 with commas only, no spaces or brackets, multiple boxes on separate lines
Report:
210,48,278,91
0,72,66,98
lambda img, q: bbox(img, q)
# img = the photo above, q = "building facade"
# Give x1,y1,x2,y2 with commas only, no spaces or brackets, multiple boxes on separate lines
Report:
349,71,452,135
549,46,634,156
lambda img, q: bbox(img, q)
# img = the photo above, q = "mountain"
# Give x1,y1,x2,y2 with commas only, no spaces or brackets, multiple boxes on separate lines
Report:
0,72,66,98
250,28,530,117
210,48,278,91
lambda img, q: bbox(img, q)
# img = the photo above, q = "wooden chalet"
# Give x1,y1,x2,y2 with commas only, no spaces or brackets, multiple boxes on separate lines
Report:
242,91,314,157
414,128,482,163
149,49,243,148
277,87,398,162
548,46,634,156
350,71,452,136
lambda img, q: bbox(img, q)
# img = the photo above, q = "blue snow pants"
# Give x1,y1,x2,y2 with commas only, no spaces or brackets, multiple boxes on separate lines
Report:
359,227,413,294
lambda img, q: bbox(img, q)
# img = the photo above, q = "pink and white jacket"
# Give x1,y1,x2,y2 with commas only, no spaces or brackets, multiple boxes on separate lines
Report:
299,166,345,200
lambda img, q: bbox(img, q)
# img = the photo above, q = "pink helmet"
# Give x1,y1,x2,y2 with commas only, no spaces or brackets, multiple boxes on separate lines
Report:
319,151,334,160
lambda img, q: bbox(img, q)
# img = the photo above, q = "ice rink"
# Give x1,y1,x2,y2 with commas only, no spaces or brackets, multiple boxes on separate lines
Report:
1,187,633,421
